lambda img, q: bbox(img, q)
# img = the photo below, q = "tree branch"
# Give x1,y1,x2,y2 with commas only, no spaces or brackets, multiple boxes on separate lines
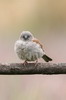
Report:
0,63,66,75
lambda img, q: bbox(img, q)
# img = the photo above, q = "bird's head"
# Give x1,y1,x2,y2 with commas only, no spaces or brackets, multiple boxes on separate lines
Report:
19,31,34,41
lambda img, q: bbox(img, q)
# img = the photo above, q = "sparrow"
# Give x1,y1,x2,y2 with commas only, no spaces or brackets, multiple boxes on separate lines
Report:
14,31,52,63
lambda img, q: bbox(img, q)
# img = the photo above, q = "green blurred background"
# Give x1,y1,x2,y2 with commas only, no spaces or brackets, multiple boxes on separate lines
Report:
0,0,66,100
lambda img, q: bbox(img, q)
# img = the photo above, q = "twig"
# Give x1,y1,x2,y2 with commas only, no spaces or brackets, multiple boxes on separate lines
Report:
0,63,66,75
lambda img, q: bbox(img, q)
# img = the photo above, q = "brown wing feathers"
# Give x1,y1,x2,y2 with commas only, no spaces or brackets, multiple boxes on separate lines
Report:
32,39,43,49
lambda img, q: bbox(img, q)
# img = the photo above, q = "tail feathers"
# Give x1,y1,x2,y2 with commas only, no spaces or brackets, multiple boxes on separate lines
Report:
42,54,52,62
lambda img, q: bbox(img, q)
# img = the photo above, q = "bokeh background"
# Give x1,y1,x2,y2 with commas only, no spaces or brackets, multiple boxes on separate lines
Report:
0,0,66,100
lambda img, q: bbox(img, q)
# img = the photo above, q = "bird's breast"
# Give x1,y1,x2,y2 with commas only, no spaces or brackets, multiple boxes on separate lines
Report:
15,40,44,61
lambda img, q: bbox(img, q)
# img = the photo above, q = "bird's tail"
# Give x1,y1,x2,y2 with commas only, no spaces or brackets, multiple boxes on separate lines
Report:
42,54,52,62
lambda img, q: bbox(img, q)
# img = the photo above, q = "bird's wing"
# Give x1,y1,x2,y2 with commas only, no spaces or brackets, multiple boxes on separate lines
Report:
32,38,44,51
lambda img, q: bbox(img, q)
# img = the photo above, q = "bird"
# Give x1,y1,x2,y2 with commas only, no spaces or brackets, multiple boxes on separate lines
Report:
14,31,52,63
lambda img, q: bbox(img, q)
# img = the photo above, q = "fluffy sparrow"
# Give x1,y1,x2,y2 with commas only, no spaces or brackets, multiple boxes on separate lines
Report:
14,31,52,63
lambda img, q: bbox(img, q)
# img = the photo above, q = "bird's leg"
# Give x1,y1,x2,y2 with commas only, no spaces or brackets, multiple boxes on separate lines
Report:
36,60,38,63
23,60,28,66
35,60,38,66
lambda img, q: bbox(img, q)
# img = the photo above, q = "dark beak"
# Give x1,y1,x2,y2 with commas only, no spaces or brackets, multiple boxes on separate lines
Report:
24,35,28,40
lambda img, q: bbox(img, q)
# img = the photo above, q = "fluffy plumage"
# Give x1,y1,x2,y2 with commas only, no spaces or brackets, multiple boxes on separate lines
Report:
14,31,52,62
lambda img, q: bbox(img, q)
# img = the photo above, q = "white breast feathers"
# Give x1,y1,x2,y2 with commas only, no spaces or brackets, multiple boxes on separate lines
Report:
14,40,44,61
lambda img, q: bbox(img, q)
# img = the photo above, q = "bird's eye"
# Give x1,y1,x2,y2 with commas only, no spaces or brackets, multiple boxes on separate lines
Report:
23,35,25,38
27,35,30,38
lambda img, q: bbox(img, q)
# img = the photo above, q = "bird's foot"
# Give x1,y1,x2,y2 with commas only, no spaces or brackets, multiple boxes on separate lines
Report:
23,60,28,66
35,60,38,66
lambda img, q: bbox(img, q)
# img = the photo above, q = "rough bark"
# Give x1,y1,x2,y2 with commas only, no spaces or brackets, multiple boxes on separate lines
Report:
0,63,66,75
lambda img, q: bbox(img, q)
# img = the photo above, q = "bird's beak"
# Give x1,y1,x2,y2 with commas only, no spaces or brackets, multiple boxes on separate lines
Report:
24,35,28,40
24,35,27,39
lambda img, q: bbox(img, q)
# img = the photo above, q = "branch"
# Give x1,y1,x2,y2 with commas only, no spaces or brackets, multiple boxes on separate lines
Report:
0,63,66,75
